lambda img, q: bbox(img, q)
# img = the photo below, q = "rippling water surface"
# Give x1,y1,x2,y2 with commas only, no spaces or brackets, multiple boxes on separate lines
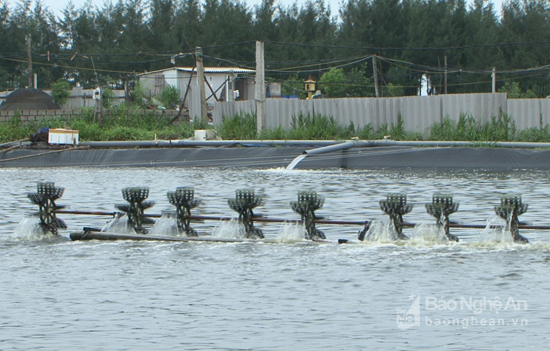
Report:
1,167,549,350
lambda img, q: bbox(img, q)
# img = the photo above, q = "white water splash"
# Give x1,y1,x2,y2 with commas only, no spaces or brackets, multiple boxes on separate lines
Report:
212,219,245,239
286,154,307,170
274,222,306,243
361,220,454,246
12,215,44,238
363,220,400,242
102,215,135,234
150,214,179,236
477,215,514,243
412,222,447,241
408,222,450,245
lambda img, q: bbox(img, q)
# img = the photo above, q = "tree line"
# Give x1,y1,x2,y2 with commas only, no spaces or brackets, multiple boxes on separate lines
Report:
1,0,550,97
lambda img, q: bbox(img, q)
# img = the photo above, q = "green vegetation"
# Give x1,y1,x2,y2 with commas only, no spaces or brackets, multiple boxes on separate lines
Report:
280,74,307,99
217,113,258,140
498,82,537,99
318,65,374,98
215,112,540,142
158,86,181,109
51,81,71,106
4,109,550,144
429,112,517,141
101,88,116,109
0,108,194,142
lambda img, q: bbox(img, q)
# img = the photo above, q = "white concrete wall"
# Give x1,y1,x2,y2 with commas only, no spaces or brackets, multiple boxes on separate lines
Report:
507,99,541,130
211,93,550,133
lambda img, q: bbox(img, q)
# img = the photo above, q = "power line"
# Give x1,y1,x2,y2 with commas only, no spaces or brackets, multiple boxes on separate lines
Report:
265,40,550,52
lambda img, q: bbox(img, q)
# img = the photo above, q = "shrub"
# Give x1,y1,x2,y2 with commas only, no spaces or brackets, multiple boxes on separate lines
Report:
217,113,257,140
51,80,71,106
158,86,180,109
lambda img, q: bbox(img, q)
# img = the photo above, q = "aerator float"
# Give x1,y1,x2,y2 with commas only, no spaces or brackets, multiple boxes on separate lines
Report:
24,181,542,243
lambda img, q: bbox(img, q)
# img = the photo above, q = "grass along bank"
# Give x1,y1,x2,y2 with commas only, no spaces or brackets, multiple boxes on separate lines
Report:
1,109,550,144
218,112,550,143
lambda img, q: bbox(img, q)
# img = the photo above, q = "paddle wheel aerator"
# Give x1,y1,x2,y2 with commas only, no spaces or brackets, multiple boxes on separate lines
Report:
27,182,67,235
228,189,264,239
425,193,459,242
291,191,326,240
227,189,264,239
115,187,156,234
380,193,413,240
167,187,200,237
494,195,529,243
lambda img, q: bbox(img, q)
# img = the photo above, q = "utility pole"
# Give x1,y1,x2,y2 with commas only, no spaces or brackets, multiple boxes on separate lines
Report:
228,71,235,102
373,55,379,98
27,35,33,89
444,55,448,95
125,74,130,105
196,47,208,125
256,41,266,133
492,67,496,93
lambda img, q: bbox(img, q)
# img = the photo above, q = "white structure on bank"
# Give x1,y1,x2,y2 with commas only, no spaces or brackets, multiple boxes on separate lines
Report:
139,67,255,102
419,74,437,96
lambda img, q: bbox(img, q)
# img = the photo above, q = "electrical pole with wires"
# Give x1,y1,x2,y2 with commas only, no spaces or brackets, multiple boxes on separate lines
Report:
373,54,380,98
196,47,208,125
445,55,448,95
256,41,266,133
26,35,33,89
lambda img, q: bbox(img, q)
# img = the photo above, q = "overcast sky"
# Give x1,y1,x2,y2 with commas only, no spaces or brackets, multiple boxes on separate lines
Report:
11,0,505,18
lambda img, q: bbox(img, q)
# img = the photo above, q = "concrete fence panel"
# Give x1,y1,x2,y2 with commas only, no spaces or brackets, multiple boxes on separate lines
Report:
212,100,256,125
507,99,542,130
541,99,550,127
313,98,365,128
266,99,312,129
441,93,507,123
7,93,550,135
397,96,440,134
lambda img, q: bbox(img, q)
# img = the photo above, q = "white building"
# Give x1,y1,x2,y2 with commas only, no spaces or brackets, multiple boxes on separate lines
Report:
139,66,283,119
139,66,256,104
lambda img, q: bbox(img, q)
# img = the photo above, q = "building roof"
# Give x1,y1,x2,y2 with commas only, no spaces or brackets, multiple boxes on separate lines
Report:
0,88,61,110
139,67,255,76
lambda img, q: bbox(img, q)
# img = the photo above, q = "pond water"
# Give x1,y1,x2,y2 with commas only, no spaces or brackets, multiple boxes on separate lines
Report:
1,167,549,350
